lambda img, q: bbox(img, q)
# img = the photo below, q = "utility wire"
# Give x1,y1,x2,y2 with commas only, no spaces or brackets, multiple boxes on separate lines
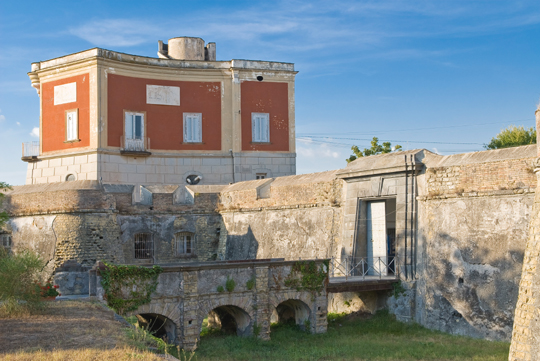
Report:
299,136,483,145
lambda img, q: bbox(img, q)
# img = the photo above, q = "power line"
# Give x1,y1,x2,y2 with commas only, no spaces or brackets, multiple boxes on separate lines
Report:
299,136,483,145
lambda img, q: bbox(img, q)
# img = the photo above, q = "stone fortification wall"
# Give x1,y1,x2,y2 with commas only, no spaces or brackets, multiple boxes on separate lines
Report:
218,171,343,261
424,145,536,196
412,146,537,341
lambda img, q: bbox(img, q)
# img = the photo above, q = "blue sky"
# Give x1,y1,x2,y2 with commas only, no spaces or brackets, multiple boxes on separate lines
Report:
1,0,540,185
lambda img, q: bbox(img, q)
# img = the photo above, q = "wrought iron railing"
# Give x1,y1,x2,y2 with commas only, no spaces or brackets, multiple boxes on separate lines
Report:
329,256,400,280
121,136,150,152
22,141,39,157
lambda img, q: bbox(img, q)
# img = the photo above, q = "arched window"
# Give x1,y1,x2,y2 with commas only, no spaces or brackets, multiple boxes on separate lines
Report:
175,232,194,256
134,233,153,259
65,174,76,181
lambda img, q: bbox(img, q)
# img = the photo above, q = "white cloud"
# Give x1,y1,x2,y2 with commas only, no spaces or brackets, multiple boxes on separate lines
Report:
0,115,5,122
16,122,20,126
30,127,39,138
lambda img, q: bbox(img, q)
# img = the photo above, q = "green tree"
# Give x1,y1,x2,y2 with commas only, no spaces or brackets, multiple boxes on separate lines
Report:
346,137,402,163
484,125,536,150
0,182,11,228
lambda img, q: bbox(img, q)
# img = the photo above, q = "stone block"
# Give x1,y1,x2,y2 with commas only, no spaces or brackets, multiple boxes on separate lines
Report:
67,164,81,173
109,154,128,164
128,173,146,183
36,159,49,169
202,158,221,166
86,171,98,180
147,173,165,184
119,164,137,173
42,167,55,177
61,157,74,166
165,174,183,184
165,158,176,166
103,163,119,173
49,158,62,167
147,157,164,165
74,155,88,164
272,158,286,165
137,165,156,174
127,157,147,165
81,163,96,173
48,175,61,183
106,172,128,183
212,165,229,174
245,158,259,165
88,153,98,163
54,166,69,176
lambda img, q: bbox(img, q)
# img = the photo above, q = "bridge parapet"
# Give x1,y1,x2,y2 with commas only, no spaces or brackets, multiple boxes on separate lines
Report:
91,258,329,351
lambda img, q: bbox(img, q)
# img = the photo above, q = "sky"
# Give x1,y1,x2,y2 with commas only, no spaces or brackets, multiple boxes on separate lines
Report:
1,0,540,186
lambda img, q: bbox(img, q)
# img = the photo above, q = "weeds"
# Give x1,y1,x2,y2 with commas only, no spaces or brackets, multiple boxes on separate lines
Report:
0,248,45,317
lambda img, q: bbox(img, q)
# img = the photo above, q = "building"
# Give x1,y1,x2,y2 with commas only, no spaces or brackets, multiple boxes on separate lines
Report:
23,37,297,185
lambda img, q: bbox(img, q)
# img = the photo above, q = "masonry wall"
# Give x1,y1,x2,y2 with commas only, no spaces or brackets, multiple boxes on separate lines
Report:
26,152,296,185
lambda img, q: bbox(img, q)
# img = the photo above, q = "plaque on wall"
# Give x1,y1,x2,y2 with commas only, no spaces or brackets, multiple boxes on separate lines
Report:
146,85,180,106
54,82,77,105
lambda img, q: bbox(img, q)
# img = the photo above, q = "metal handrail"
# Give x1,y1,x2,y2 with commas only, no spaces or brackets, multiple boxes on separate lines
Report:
22,141,39,157
329,256,400,280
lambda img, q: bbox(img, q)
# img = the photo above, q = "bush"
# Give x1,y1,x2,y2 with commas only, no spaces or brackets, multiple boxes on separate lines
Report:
0,248,45,316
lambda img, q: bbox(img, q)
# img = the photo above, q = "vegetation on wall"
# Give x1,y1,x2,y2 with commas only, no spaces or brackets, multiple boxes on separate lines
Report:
484,125,536,149
100,262,163,315
284,260,329,294
0,181,12,228
346,137,402,163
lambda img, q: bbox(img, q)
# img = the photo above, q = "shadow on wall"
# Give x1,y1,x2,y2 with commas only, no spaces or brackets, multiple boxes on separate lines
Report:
225,226,259,260
421,231,524,341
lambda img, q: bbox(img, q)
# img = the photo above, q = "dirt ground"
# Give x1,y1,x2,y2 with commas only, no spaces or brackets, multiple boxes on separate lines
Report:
0,299,167,360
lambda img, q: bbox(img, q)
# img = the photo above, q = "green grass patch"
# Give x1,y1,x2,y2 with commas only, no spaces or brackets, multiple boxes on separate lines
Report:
194,311,509,361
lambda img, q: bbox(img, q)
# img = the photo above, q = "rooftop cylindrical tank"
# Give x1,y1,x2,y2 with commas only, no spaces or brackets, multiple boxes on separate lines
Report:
167,37,205,60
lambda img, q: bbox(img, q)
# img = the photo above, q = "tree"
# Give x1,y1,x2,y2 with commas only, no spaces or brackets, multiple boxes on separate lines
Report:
484,125,536,150
346,137,402,163
0,182,11,228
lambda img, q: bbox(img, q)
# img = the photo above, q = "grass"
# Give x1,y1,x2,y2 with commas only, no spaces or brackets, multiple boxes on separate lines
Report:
194,311,510,361
0,300,165,361
0,300,510,361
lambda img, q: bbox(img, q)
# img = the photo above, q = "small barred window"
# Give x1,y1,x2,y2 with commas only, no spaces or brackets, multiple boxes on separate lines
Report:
175,232,194,256
1,234,12,250
134,233,153,259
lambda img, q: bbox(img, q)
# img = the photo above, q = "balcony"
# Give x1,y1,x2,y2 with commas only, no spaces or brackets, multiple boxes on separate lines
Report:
120,136,151,157
21,141,39,162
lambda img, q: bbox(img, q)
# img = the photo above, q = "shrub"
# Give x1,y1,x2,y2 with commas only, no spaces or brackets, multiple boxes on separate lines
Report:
225,276,236,292
0,248,44,316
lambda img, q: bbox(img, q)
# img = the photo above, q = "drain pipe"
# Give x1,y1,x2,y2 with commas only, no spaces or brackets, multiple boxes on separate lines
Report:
229,149,236,183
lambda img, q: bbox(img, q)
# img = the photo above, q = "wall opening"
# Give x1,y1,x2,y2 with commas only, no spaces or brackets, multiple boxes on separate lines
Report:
271,299,311,331
203,305,251,337
136,313,177,344
365,198,397,276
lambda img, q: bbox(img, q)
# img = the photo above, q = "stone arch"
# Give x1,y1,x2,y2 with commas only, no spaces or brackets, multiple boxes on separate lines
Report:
136,313,178,344
126,300,181,335
269,292,314,330
197,297,254,337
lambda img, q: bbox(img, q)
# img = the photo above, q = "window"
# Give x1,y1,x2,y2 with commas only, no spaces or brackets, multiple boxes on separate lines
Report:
256,173,266,179
125,112,144,140
175,232,194,256
65,109,79,142
252,113,269,143
65,174,76,181
1,234,12,250
183,113,202,143
134,233,153,259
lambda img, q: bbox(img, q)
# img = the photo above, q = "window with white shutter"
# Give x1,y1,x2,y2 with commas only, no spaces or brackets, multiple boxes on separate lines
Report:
125,112,144,140
183,113,202,143
252,113,269,143
65,109,79,142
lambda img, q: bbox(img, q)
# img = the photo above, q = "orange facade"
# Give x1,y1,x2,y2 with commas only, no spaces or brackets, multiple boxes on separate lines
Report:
241,81,289,152
107,75,222,151
41,74,90,153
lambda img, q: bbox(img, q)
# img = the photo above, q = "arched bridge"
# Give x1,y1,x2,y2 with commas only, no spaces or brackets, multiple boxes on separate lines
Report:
92,259,328,351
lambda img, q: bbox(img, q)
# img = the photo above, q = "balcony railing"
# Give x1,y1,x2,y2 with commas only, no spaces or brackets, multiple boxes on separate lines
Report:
120,136,151,156
329,256,400,280
21,141,39,161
